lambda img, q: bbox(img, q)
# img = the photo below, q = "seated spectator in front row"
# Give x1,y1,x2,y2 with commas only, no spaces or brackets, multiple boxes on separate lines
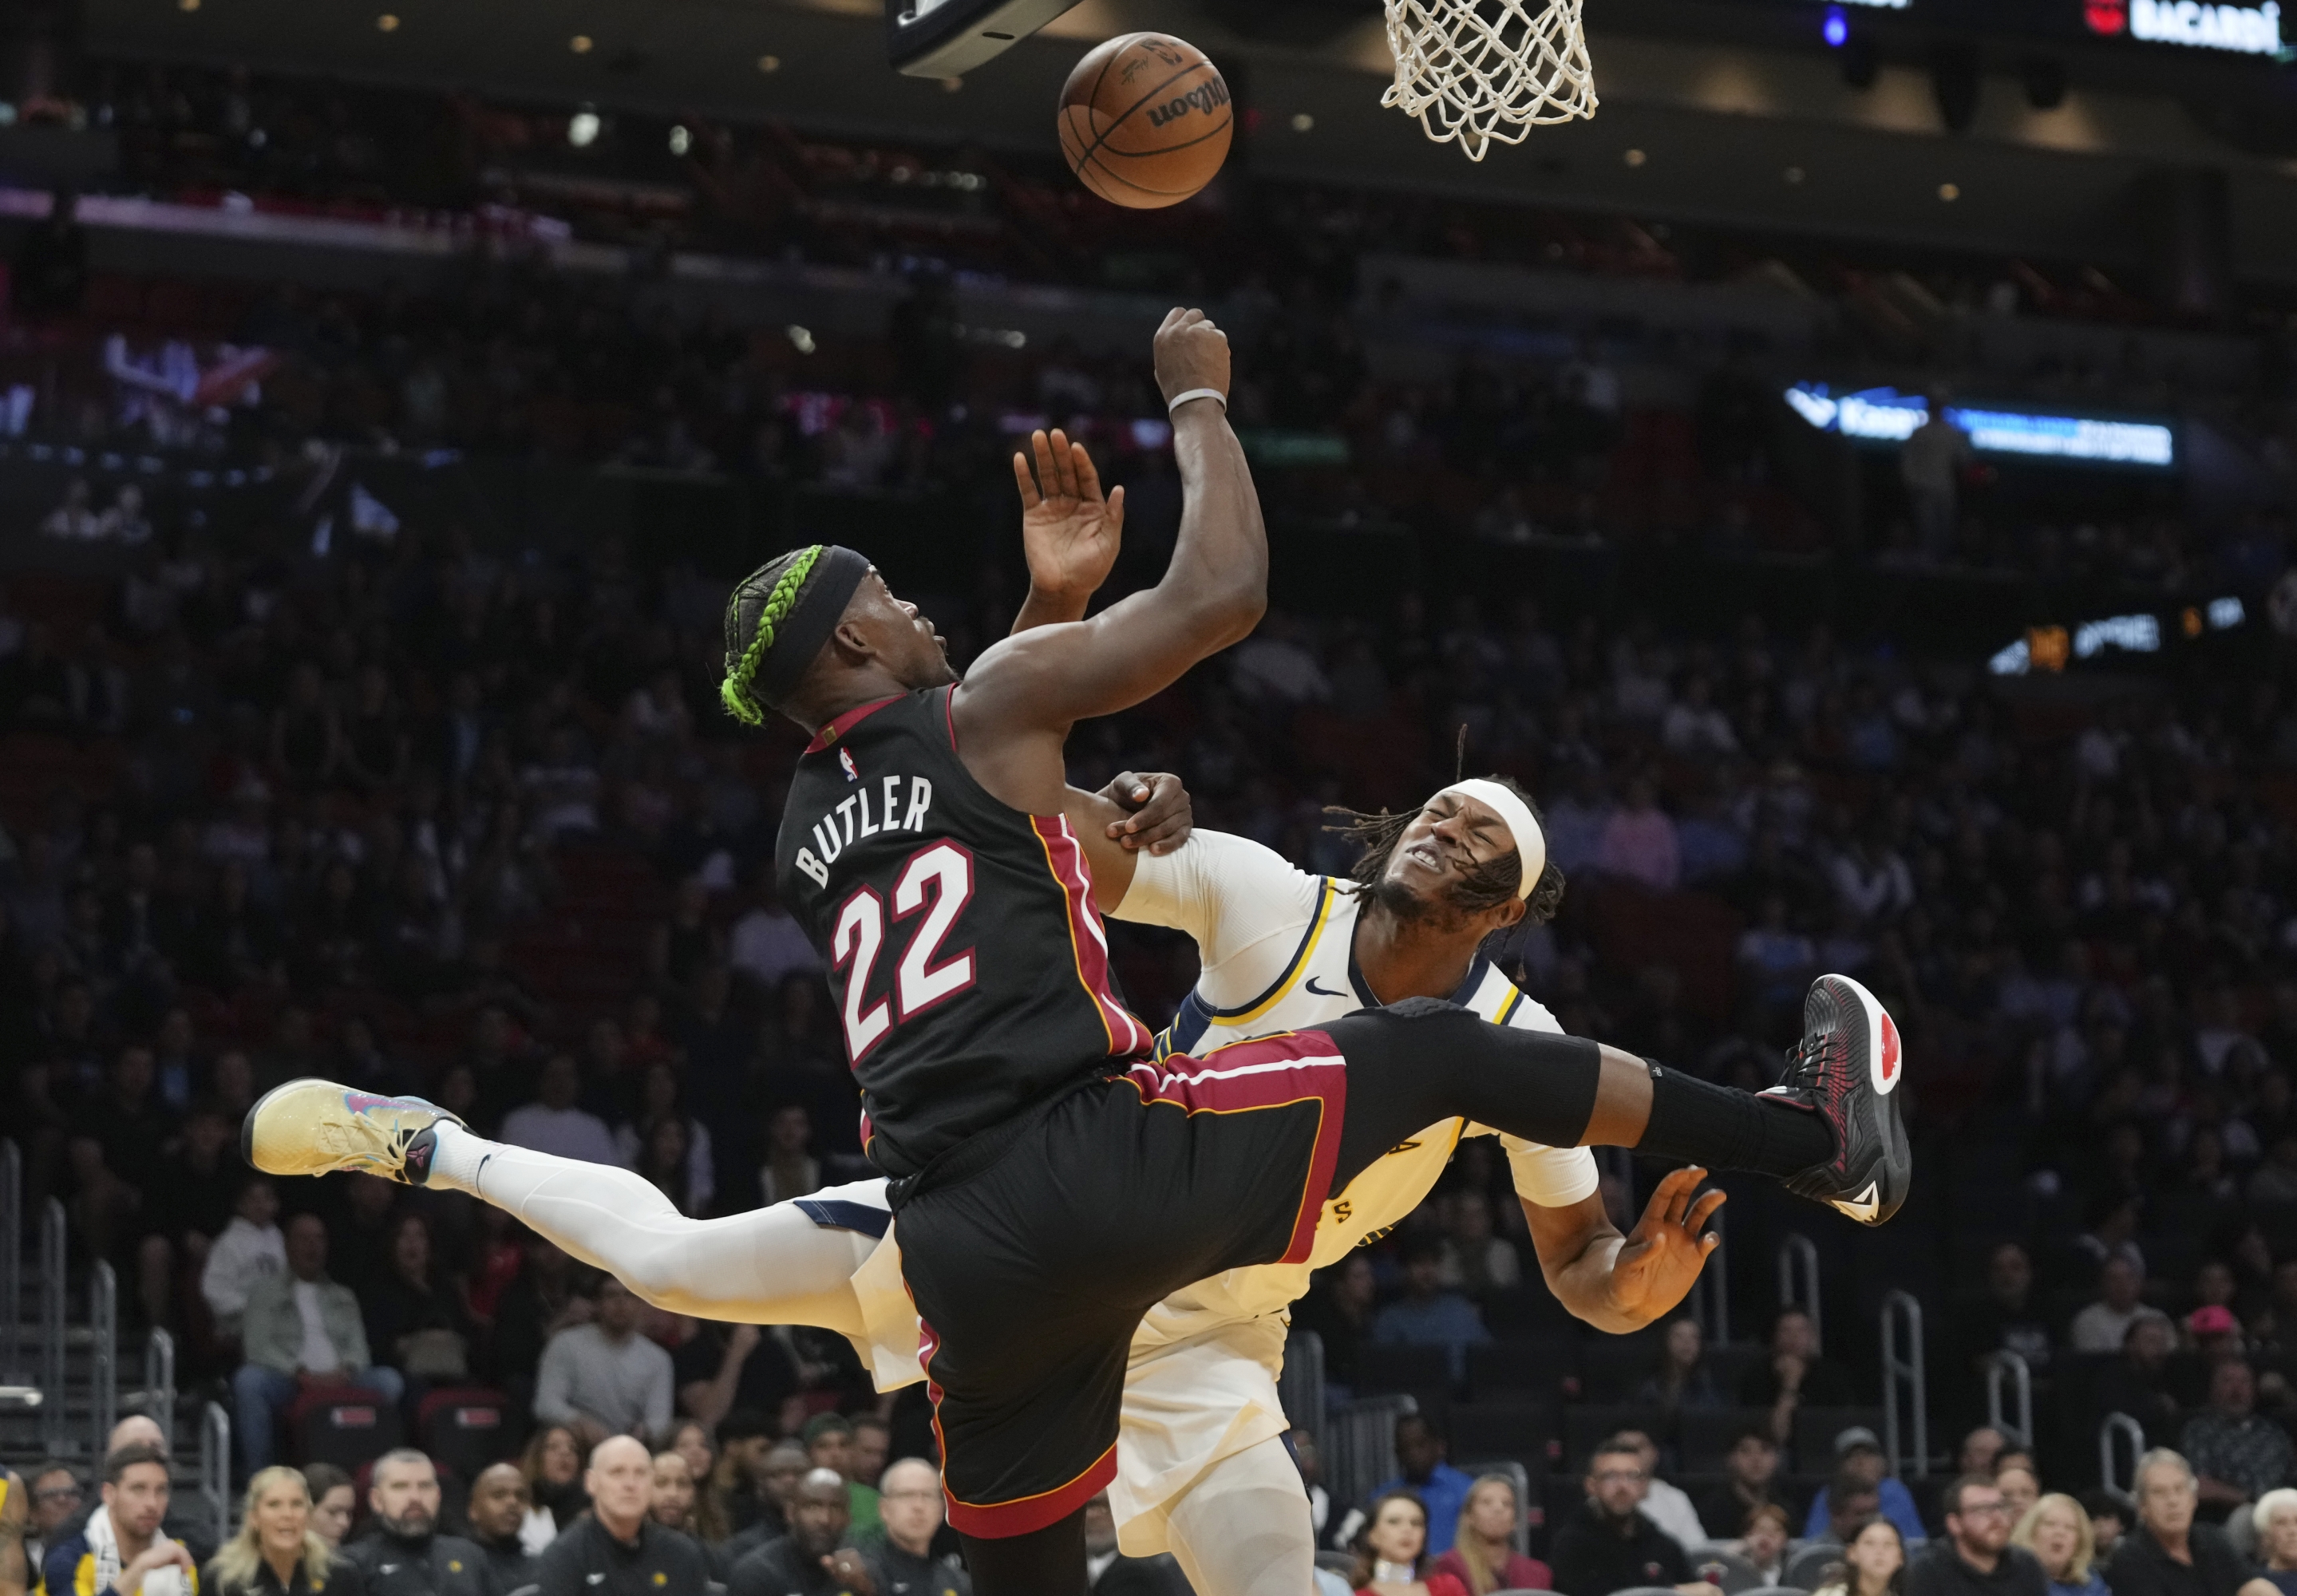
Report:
465,1460,539,1590
535,1436,712,1596
1370,1415,1477,1555
202,1466,361,1595
1907,1474,2045,1596
231,1214,405,1476
804,1412,882,1542
2014,1492,2109,1596
647,1449,725,1578
1548,1440,1723,1596
343,1448,490,1594
2243,1489,2297,1596
2081,1492,2127,1566
1615,1429,1709,1548
300,1464,352,1551
870,1456,972,1596
1350,1490,1471,1596
1998,1465,2042,1527
1431,1472,1551,1595
43,1445,198,1596
532,1277,673,1450
1737,1503,1793,1588
1696,1430,1788,1544
2070,1259,2169,1356
728,1467,875,1596
2184,1359,2294,1515
1808,1428,1927,1547
1812,1518,1909,1596
522,1424,590,1551
2105,1451,2249,1596
1372,1237,1492,1387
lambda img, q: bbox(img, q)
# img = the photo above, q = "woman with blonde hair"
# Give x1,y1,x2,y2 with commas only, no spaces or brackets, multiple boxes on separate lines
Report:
2239,1487,2297,1596
202,1467,360,1594
1431,1474,1552,1594
2012,1492,2108,1596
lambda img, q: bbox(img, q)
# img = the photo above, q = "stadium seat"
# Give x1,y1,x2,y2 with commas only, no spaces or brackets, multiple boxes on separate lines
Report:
1682,1407,1777,1470
1451,1401,1559,1469
1358,1344,1457,1396
417,1387,511,1480
1471,1337,1578,1400
1562,1404,1665,1468
1785,1541,1844,1588
292,1389,407,1472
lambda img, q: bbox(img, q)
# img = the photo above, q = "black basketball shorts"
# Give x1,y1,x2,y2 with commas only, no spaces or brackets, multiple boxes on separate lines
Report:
887,1031,1346,1538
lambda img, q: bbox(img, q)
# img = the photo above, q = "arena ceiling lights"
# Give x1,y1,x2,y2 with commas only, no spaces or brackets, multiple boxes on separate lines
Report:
1783,383,2177,468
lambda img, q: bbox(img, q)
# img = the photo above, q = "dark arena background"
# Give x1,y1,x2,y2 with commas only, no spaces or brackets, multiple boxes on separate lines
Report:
6,0,2297,1585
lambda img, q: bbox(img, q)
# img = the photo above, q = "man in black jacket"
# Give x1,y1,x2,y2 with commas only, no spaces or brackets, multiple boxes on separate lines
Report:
462,1464,536,1591
729,1469,875,1596
534,1436,714,1596
344,1450,500,1595
867,1460,968,1596
2102,1451,2249,1596
1550,1440,1719,1596
1905,1474,2046,1596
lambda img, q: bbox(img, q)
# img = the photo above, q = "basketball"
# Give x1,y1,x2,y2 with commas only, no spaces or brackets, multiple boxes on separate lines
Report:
1057,33,1234,210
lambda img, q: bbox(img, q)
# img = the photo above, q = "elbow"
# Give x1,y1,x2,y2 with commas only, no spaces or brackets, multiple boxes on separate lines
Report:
1201,583,1267,649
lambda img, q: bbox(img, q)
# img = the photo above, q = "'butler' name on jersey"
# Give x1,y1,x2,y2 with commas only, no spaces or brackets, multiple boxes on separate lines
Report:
773,687,1153,1178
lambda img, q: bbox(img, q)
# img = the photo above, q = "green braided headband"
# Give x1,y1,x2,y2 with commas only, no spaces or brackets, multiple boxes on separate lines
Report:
721,545,824,727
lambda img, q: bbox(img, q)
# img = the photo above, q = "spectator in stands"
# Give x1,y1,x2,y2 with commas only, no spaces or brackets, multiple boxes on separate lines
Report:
42,1444,196,1596
848,1415,891,1491
24,1462,82,1578
757,1103,824,1205
1738,1306,1853,1444
1430,1472,1551,1594
720,1441,809,1567
2072,1260,2170,1355
520,1425,590,1550
1637,1317,1725,1415
1813,1519,1910,1596
803,1413,881,1541
1373,1415,1477,1556
1828,1482,1888,1546
728,1467,873,1596
1297,1257,1378,1394
1695,1430,1787,1541
490,1232,590,1408
462,1461,537,1590
2081,1493,2127,1565
1959,1244,2056,1381
647,1450,718,1574
2183,1359,2292,1515
666,1420,714,1495
1435,1191,1520,1297
1961,1432,2010,1479
67,1044,173,1265
1548,1440,1718,1596
501,1052,623,1167
1370,1237,1491,1385
203,1465,358,1596
1615,1430,1709,1547
200,1174,283,1342
1738,1503,1793,1587
698,1412,777,1543
2242,1490,2297,1596
533,1275,673,1448
2014,1493,2110,1596
675,1321,799,1437
342,1448,492,1595
1907,1474,2045,1596
2105,1451,2248,1596
2098,1317,2185,1439
11,189,90,321
727,874,820,994
139,1096,240,1333
1350,1489,1472,1596
535,1436,713,1595
1999,1466,2042,1523
301,1466,353,1551
231,1213,405,1475
360,1212,473,1389
1900,398,1973,559
869,1456,969,1595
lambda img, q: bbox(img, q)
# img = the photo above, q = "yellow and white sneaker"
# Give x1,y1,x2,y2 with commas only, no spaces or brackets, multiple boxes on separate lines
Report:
241,1080,464,1184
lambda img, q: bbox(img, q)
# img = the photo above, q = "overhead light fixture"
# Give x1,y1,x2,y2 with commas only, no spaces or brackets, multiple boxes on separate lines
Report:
939,75,963,91
1290,113,1314,132
375,13,398,29
668,124,691,155
568,110,601,146
178,0,200,13
786,325,816,354
1822,6,1849,46
757,53,781,72
1623,147,1647,166
1939,180,1961,200
1785,165,1806,184
569,33,594,52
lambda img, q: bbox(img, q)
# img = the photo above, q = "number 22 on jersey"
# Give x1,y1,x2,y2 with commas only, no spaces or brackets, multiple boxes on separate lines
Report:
829,840,978,1062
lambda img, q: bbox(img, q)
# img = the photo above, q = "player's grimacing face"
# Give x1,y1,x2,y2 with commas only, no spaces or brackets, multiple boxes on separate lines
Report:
1384,794,1515,905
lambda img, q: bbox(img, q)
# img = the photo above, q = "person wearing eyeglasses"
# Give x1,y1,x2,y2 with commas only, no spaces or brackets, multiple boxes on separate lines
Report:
19,1465,83,1587
1549,1439,1722,1596
2101,1451,2248,1596
1906,1475,2046,1596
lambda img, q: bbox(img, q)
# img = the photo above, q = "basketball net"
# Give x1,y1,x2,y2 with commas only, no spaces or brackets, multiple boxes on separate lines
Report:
1381,0,1597,160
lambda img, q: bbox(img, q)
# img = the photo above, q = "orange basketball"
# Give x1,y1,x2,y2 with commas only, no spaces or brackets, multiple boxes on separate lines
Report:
1057,33,1233,210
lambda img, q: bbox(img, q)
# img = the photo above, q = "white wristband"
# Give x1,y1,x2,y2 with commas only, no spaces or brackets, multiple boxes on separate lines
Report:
1166,387,1227,415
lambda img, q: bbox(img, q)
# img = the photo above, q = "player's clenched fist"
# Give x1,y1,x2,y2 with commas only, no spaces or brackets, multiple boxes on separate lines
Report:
1152,306,1230,410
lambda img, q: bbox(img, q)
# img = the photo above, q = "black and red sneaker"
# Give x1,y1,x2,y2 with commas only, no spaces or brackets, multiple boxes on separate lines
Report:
1763,973,1909,1226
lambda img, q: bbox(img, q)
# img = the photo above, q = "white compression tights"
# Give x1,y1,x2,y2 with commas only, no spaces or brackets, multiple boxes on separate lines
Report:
429,1127,876,1334
1161,1436,1319,1596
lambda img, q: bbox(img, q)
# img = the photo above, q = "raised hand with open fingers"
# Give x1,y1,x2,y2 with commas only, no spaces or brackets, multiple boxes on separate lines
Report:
1013,427,1124,611
1602,1166,1727,1325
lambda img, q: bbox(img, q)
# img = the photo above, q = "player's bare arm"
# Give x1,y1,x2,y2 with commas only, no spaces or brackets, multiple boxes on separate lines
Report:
1065,772,1193,912
0,1468,26,1596
1527,1167,1724,1335
951,306,1263,815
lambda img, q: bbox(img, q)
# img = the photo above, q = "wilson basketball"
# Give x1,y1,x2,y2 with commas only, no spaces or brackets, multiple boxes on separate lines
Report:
1058,33,1233,209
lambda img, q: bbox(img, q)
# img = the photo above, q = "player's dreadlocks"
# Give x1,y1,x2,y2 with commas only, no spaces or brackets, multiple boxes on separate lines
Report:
1326,772,1567,925
720,545,826,725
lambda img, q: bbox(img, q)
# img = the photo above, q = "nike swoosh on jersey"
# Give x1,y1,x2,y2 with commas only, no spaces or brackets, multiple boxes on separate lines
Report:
1303,978,1347,997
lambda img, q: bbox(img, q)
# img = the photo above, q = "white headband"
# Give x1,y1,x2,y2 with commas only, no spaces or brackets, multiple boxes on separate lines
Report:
1434,779,1548,900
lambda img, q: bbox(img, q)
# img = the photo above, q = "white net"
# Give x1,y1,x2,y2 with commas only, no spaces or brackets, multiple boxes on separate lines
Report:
1381,0,1597,161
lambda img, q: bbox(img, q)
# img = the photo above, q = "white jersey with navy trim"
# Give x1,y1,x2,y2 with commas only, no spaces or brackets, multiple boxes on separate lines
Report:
824,828,1598,1551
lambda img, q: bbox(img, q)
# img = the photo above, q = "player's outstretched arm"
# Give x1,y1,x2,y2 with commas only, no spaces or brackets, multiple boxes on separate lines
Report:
1527,1166,1723,1335
1010,427,1123,634
956,309,1263,785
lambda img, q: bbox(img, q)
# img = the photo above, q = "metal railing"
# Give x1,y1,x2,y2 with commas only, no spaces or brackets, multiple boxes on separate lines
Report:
1777,1233,1821,1350
200,1402,233,1547
1326,1393,1420,1524
1279,1328,1326,1453
0,1139,22,1384
1985,1349,2033,1448
1881,1290,1928,1479
90,1261,118,1459
123,1329,178,1455
1689,1218,1730,1345
2099,1412,2145,1500
41,1199,66,1455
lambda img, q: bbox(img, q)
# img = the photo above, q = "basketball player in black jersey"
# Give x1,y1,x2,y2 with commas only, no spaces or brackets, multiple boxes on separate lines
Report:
248,308,1909,1595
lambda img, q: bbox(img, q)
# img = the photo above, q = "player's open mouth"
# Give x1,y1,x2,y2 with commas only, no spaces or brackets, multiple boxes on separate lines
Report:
1403,841,1444,871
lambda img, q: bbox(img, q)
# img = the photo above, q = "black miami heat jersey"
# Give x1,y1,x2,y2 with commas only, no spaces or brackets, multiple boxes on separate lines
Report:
773,686,1153,1176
